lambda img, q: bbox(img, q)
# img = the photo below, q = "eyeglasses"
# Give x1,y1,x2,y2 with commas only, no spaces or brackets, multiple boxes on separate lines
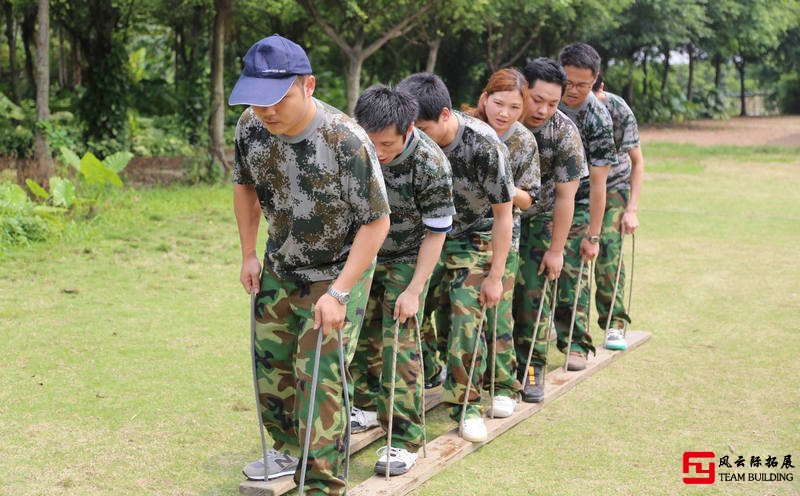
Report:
565,80,592,91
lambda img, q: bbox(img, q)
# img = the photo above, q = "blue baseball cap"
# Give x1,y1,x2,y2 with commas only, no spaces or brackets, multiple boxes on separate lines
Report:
228,35,313,107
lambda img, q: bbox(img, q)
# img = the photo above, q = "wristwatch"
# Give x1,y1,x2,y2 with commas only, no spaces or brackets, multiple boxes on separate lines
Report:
327,286,350,305
587,235,600,244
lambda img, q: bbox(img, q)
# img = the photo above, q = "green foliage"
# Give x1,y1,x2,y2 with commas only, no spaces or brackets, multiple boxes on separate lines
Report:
129,114,196,157
0,94,34,158
776,73,800,115
25,178,49,199
0,144,134,248
79,42,131,156
0,181,50,247
50,176,77,208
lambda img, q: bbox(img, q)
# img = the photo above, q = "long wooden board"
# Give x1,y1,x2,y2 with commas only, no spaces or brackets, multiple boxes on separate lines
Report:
348,330,651,496
239,387,444,496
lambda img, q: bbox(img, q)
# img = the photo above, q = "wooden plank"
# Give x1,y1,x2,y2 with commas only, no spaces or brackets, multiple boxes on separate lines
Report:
239,387,444,496
348,330,652,496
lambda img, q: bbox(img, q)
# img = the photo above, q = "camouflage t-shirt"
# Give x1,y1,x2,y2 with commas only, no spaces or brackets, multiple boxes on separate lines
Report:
233,99,391,282
601,91,640,192
523,109,587,219
559,91,617,204
378,128,456,264
499,121,540,251
443,111,514,237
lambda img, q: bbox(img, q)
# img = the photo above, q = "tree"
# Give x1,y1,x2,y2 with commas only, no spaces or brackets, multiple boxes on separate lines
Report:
601,0,707,105
484,0,549,72
729,0,794,116
20,0,35,94
208,0,231,176
32,0,50,180
296,0,436,115
2,0,20,102
702,0,739,89
56,0,131,153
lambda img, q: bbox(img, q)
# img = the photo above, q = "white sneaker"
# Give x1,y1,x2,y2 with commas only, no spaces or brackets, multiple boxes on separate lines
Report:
242,449,298,480
374,446,418,476
460,417,488,443
350,407,380,433
490,395,517,418
604,328,628,350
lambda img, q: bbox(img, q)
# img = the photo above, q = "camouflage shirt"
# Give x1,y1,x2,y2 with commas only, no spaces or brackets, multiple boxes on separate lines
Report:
559,91,617,204
378,128,456,264
443,111,514,237
233,99,391,282
523,109,587,218
499,121,540,251
601,91,640,192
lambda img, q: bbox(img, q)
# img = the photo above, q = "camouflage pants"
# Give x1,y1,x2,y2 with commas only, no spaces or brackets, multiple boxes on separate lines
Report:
513,213,555,368
350,263,426,451
253,264,373,496
483,250,523,398
594,189,631,330
554,203,596,357
420,232,492,419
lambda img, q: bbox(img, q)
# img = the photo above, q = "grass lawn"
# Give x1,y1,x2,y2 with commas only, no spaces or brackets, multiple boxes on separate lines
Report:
1,141,798,496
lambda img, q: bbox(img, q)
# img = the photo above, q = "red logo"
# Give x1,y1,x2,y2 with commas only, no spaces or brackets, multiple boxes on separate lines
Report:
683,451,716,484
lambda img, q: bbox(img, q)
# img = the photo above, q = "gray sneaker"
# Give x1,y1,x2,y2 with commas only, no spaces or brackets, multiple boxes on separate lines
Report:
350,407,380,434
242,449,298,480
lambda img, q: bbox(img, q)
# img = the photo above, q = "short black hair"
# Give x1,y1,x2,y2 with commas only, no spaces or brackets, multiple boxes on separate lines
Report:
592,73,603,92
396,72,452,121
522,57,567,96
558,43,601,76
354,84,419,136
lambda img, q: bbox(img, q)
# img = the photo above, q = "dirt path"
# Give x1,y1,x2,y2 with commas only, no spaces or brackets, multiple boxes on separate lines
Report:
640,115,800,147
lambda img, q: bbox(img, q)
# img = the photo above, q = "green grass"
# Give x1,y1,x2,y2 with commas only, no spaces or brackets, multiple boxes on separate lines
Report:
1,143,799,496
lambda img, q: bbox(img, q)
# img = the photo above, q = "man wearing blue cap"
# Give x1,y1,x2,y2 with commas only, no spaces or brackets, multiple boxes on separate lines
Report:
230,34,391,495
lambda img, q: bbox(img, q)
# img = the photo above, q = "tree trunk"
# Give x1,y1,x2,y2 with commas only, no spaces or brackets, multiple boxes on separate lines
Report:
33,0,50,181
660,45,670,103
737,59,747,116
642,51,648,98
208,0,231,177
62,0,129,148
626,60,634,104
21,8,35,93
57,26,66,89
714,55,723,89
344,54,364,116
425,36,441,73
3,0,19,102
686,44,695,101
69,35,81,88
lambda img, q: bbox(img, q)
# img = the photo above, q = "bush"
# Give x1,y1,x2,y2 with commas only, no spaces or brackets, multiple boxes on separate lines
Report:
0,94,34,158
129,114,196,157
4,146,135,249
776,72,800,115
0,92,83,158
0,181,50,247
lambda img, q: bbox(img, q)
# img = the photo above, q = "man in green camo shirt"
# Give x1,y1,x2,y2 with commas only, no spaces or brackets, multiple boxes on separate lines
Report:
350,84,455,476
556,42,618,371
230,35,390,495
398,72,514,444
591,74,644,350
513,57,586,403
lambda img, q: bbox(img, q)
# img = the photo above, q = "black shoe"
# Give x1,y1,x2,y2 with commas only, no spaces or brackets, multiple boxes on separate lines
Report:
520,365,544,403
